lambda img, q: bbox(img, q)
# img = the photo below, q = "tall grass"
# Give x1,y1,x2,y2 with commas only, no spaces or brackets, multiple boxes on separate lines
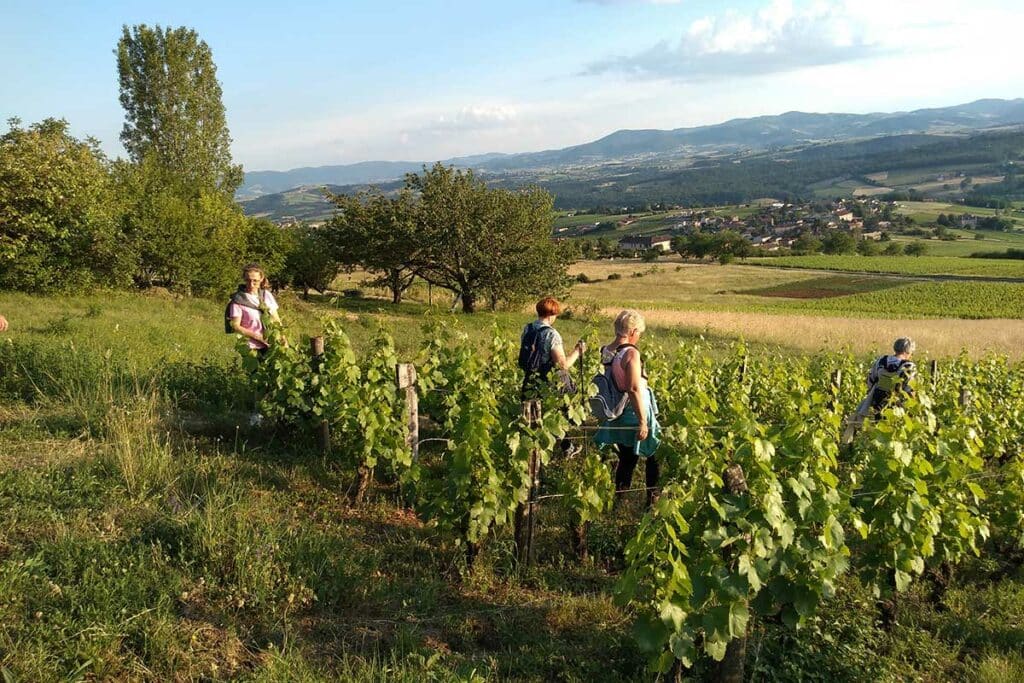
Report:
102,391,176,502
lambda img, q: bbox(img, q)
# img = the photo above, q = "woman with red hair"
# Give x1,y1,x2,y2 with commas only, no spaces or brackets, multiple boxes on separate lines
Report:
519,296,586,398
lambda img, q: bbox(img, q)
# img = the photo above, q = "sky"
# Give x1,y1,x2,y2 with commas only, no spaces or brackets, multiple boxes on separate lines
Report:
2,0,1023,171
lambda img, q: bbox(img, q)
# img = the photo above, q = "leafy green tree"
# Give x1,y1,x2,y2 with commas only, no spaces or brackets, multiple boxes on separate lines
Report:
325,189,420,304
712,230,752,260
114,157,248,293
856,239,880,256
596,237,616,258
406,164,569,312
791,232,823,255
821,230,857,255
0,118,129,291
283,224,340,298
117,24,241,195
883,242,905,256
904,241,928,256
244,217,296,288
977,216,1012,231
115,24,247,294
673,233,717,259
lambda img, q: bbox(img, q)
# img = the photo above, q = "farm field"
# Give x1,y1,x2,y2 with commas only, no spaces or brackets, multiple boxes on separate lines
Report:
570,262,1024,324
745,255,1024,278
894,200,1024,227
1,290,1022,681
888,231,1024,257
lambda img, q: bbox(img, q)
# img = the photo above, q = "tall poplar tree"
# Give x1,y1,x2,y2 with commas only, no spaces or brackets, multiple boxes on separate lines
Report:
115,25,248,293
116,25,242,195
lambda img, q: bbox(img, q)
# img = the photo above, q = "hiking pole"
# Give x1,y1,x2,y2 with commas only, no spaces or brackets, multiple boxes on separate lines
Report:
578,341,585,399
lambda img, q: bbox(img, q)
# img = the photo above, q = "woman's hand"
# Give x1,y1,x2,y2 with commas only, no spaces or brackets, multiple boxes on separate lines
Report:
637,421,649,441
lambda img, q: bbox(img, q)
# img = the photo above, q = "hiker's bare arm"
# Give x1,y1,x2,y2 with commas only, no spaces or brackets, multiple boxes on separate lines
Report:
230,316,264,342
0,315,7,332
551,340,586,370
625,349,648,440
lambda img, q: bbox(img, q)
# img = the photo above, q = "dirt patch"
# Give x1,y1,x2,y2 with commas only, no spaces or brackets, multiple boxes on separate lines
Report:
758,288,853,299
741,275,902,300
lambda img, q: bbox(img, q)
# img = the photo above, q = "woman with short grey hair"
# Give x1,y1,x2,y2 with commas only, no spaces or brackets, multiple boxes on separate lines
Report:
594,309,661,507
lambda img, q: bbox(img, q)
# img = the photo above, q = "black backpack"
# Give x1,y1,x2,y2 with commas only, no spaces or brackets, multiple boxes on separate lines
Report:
518,322,555,378
224,289,266,334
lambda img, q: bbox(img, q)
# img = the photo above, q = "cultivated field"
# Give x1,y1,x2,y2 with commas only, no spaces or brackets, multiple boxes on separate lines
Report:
745,255,1024,279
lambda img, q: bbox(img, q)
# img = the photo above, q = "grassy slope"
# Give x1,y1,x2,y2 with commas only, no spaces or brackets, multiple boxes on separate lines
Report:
0,291,1022,681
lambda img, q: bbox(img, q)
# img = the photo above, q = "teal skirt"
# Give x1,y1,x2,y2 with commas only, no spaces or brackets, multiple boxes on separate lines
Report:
593,387,661,457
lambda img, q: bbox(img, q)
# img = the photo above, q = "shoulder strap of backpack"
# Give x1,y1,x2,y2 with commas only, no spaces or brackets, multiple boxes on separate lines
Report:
230,290,261,311
607,344,641,392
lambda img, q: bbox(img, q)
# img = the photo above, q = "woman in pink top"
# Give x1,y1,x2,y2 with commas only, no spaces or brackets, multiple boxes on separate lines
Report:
227,263,281,353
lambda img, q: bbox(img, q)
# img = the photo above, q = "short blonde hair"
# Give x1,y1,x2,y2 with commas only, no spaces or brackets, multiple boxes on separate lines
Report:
614,309,646,337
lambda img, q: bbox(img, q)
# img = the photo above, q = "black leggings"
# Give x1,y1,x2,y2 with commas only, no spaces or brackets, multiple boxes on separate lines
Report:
614,444,659,492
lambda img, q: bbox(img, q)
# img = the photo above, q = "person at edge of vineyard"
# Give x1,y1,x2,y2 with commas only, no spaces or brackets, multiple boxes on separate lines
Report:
226,263,282,426
519,297,586,455
842,337,917,444
593,309,662,508
0,314,8,332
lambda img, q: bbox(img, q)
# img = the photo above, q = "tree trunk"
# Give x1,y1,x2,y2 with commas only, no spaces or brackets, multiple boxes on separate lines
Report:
353,465,372,505
390,271,403,304
713,637,747,683
571,521,589,560
461,291,476,313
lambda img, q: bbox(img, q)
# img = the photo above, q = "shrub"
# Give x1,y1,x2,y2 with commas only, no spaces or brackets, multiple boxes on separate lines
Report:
607,273,622,281
343,288,364,299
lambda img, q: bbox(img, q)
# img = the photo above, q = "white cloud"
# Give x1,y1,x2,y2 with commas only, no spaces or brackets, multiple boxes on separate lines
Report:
424,105,520,133
584,0,901,80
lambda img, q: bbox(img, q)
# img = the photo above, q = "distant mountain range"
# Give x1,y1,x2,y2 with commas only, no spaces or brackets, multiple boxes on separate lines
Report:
238,98,1024,199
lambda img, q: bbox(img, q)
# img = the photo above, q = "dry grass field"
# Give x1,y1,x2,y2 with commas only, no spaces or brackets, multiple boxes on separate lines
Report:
620,309,1024,359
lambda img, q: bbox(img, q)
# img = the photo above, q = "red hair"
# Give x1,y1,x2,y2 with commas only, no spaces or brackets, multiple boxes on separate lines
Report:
535,297,562,317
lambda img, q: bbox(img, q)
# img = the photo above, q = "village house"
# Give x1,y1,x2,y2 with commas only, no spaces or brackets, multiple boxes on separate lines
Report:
618,234,673,252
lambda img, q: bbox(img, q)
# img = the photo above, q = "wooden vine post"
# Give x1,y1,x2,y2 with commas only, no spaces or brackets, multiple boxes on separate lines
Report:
715,463,750,683
959,387,972,409
309,337,331,454
396,363,419,462
514,399,542,566
828,368,842,413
